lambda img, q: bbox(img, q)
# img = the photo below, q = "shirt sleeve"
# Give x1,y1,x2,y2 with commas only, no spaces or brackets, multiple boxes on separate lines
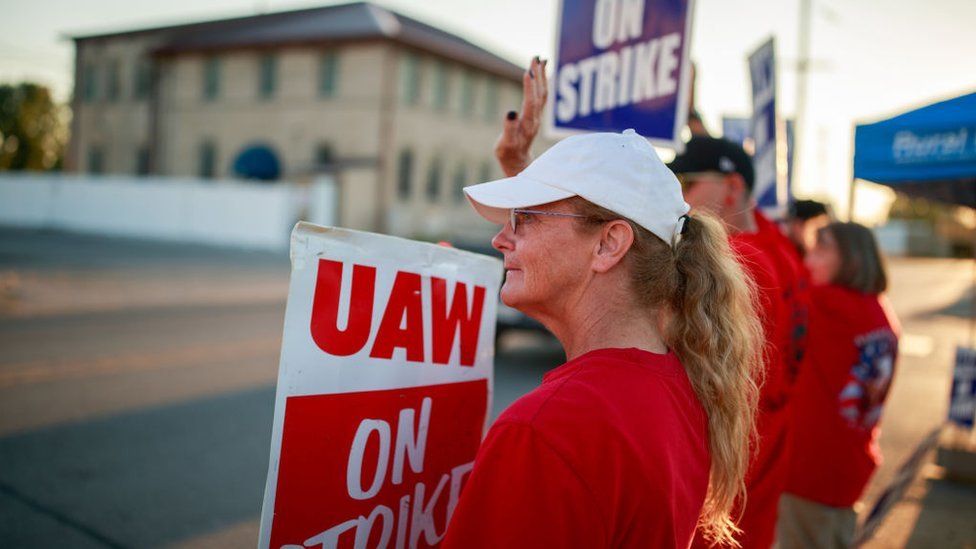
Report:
440,421,607,549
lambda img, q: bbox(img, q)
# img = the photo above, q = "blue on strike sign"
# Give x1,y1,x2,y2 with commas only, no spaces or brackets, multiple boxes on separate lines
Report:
546,0,695,150
949,346,976,428
748,37,787,215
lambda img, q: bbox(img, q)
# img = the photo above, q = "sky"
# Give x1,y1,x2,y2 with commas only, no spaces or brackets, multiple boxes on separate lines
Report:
2,0,974,222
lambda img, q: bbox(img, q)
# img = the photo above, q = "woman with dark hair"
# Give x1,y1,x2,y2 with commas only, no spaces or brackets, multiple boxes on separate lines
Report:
778,222,900,548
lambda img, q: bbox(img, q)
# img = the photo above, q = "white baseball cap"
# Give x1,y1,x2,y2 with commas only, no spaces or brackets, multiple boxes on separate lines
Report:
464,129,690,247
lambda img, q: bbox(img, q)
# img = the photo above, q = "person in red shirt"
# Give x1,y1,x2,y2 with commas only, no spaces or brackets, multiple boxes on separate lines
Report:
785,199,831,259
488,59,780,548
444,127,764,548
667,137,793,549
754,209,811,390
778,222,899,549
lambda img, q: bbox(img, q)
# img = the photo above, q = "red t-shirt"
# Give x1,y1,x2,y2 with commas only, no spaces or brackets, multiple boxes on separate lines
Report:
691,232,790,549
754,211,811,387
441,348,710,549
729,231,791,416
786,285,899,507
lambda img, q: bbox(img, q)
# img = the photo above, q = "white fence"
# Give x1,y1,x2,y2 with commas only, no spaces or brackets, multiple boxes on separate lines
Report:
0,174,336,251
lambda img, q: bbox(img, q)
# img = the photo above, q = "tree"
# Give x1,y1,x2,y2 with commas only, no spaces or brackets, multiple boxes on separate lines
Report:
0,82,68,171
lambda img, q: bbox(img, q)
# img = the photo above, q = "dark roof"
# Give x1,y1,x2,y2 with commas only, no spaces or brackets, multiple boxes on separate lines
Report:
70,2,524,80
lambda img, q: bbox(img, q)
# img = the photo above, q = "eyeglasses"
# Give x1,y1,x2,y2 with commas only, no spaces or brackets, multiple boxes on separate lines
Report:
509,208,588,234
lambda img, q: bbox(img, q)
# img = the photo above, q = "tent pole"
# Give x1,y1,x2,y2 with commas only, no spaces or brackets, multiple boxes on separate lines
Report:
970,229,975,347
848,177,857,222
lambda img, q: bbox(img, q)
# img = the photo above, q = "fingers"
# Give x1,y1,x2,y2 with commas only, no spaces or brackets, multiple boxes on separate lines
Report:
495,56,550,177
500,110,519,144
522,56,545,128
538,58,549,107
520,58,536,121
495,109,532,176
530,56,545,107
494,110,519,161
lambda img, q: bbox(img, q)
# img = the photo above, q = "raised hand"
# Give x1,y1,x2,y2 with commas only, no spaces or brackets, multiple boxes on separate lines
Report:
494,56,549,177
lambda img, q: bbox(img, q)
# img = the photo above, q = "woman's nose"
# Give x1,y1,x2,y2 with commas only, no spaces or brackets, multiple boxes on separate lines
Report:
492,223,514,253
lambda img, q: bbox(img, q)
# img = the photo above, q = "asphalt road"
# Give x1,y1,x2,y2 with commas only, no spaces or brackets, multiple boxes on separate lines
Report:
0,228,971,548
0,229,563,548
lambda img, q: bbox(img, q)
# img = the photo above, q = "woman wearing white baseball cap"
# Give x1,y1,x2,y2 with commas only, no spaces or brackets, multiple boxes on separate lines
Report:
441,129,763,548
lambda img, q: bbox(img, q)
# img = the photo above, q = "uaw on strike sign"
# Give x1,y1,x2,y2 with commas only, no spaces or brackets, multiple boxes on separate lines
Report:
259,223,502,549
547,0,695,150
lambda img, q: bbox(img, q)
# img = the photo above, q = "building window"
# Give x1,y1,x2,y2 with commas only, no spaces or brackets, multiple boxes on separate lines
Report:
82,63,98,102
315,143,334,169
232,144,280,181
432,61,449,110
199,141,217,179
134,60,151,100
426,157,443,201
453,162,468,202
87,146,104,174
459,70,474,116
203,57,220,101
483,78,499,121
397,149,414,200
400,53,421,106
319,51,339,98
258,54,277,100
106,60,121,102
136,146,150,175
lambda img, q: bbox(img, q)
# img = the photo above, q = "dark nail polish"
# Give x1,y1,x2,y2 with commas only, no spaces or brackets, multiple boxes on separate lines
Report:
506,111,517,121
529,69,535,79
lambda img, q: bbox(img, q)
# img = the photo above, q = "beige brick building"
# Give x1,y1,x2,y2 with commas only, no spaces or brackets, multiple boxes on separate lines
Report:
68,2,551,242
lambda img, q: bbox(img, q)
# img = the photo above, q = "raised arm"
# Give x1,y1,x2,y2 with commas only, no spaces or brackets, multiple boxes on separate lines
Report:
494,56,549,177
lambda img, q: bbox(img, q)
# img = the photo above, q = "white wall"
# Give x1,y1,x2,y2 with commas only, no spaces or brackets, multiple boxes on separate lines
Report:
0,174,336,251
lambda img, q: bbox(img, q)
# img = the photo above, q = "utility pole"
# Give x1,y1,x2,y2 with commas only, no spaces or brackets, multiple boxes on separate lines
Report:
794,0,812,204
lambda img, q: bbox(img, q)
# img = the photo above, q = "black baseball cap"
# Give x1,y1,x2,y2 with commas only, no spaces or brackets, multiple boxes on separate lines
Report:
667,136,755,192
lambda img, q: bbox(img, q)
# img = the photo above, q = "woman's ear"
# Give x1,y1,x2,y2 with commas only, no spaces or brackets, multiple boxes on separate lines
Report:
592,220,634,273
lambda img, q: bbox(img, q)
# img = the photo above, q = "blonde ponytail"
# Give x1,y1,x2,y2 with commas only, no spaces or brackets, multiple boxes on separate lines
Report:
571,199,762,546
669,213,762,546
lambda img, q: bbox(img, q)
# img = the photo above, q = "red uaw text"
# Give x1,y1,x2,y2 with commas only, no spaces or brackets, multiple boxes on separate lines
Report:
310,260,487,366
270,380,488,548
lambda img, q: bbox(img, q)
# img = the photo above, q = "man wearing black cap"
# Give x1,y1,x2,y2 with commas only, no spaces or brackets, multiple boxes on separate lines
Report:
667,137,759,233
670,137,795,549
668,139,813,396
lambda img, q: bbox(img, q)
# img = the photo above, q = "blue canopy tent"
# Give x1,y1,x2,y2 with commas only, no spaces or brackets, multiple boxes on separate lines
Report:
853,91,976,208
852,94,976,525
854,93,976,428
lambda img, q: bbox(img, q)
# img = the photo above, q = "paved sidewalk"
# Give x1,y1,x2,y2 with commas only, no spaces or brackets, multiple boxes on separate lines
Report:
0,228,289,318
862,455,976,548
858,256,975,548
